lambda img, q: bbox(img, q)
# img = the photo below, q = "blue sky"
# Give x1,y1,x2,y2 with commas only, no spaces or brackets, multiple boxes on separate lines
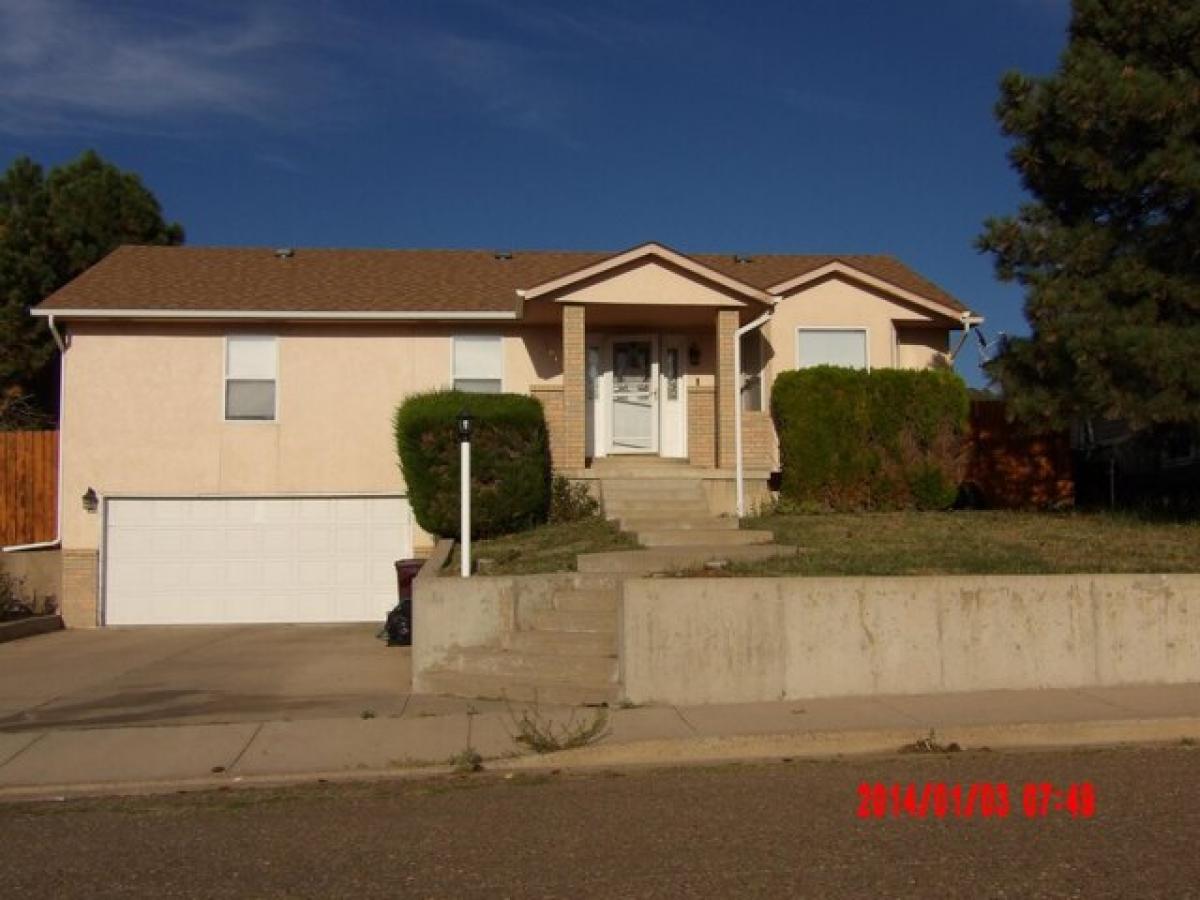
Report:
0,0,1071,384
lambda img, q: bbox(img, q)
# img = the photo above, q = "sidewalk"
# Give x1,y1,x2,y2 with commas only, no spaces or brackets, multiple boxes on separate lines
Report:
2,683,1199,800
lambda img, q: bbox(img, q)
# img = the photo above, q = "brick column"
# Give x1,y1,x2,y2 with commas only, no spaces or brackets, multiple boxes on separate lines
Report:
716,309,738,469
561,304,586,470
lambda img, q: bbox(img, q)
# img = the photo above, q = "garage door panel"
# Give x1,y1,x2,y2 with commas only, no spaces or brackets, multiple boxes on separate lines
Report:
105,496,412,625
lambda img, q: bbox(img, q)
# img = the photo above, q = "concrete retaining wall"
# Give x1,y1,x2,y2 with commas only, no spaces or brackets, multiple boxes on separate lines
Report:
621,575,1200,706
412,572,584,692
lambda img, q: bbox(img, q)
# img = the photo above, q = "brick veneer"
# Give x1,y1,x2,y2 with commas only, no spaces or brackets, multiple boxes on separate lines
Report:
687,386,717,468
561,305,586,470
716,310,738,469
61,549,99,628
531,385,566,470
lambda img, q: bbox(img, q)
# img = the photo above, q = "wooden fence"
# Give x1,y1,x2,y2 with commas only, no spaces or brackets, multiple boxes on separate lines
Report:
0,431,58,546
966,401,1074,509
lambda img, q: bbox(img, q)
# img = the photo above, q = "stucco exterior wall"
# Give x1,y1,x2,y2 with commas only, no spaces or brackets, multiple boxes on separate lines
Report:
60,321,559,553
759,275,952,399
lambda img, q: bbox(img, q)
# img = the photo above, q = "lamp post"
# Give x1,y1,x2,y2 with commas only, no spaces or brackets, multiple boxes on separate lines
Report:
457,410,473,578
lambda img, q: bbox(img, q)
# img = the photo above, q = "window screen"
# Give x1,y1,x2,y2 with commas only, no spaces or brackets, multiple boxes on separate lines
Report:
796,329,868,370
453,336,502,393
225,335,277,420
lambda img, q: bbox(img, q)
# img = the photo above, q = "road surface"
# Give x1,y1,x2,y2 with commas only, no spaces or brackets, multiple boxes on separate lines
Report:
2,745,1197,898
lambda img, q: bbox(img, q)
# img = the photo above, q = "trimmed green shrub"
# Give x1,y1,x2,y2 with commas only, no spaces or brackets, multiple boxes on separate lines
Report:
771,366,969,511
394,390,550,538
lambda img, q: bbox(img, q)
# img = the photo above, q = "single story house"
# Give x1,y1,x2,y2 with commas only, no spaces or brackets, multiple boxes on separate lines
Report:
27,241,978,627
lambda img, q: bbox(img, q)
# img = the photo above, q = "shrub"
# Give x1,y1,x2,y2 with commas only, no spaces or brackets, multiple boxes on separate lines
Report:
394,390,550,538
771,366,969,511
548,475,600,523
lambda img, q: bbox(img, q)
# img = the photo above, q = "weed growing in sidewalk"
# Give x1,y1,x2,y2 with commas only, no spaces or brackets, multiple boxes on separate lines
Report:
508,700,611,754
899,729,961,754
450,747,484,773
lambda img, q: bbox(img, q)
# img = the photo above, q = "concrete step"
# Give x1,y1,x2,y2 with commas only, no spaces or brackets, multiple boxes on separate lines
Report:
554,588,619,613
529,608,617,633
603,500,711,516
637,529,774,547
618,516,739,532
576,544,795,575
600,479,708,494
446,647,617,684
419,669,618,706
505,629,617,656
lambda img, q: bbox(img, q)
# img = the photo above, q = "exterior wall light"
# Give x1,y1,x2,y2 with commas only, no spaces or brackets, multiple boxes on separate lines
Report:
688,342,701,367
82,487,98,513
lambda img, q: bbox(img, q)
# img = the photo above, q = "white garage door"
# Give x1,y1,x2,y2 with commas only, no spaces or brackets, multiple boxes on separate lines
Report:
104,496,413,625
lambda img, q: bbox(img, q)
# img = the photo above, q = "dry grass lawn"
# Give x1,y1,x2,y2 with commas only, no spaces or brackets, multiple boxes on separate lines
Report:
736,510,1200,576
443,518,636,576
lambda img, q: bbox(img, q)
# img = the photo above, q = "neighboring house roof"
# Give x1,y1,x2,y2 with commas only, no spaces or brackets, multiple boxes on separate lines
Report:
34,243,969,318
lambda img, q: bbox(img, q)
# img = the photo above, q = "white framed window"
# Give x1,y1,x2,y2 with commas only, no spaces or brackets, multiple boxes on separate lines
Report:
453,335,503,393
796,328,869,371
225,335,277,421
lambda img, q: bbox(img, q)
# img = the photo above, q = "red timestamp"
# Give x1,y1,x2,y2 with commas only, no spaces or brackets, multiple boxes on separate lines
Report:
856,782,1096,820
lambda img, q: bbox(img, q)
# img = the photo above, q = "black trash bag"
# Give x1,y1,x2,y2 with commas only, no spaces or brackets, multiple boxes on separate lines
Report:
380,598,412,646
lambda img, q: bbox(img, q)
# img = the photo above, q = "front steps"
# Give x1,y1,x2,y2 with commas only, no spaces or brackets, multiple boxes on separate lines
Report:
418,580,620,706
419,459,787,707
597,462,774,553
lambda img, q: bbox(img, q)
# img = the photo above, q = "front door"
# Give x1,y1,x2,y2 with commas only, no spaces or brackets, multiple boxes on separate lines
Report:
610,337,658,453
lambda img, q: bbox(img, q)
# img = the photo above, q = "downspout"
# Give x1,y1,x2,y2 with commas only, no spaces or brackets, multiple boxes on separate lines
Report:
949,311,984,362
3,315,66,552
734,307,774,518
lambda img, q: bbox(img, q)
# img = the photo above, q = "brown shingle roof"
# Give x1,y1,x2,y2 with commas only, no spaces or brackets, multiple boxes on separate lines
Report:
36,245,967,316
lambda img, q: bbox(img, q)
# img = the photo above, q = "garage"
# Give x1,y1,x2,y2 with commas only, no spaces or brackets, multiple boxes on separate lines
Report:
102,496,413,625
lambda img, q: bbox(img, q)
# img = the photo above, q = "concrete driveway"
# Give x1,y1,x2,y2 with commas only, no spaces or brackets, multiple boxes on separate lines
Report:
0,625,420,732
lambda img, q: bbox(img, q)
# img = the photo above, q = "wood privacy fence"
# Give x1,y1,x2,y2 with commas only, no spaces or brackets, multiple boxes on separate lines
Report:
0,431,58,546
965,401,1074,509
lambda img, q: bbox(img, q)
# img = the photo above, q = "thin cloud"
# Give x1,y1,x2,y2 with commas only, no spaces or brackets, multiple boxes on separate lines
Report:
0,0,316,134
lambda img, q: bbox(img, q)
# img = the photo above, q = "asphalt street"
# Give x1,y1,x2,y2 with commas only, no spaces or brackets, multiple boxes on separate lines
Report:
2,745,1197,898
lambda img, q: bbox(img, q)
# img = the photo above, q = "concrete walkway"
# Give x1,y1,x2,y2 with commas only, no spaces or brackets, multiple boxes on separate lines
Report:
2,682,1199,799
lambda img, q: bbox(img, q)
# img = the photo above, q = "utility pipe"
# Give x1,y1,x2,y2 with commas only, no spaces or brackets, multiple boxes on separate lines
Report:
734,308,774,518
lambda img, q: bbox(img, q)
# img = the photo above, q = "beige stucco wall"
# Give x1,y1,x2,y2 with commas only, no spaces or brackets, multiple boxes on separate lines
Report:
758,274,953,398
60,321,560,553
550,258,749,307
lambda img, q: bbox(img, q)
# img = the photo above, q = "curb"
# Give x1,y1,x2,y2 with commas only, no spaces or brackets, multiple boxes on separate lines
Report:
489,716,1200,771
1,715,1197,804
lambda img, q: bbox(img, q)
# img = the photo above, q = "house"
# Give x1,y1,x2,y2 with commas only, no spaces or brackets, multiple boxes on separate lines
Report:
28,241,977,627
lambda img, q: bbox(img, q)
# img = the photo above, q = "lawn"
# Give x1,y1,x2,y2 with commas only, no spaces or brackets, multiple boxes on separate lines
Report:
443,518,636,576
731,510,1200,577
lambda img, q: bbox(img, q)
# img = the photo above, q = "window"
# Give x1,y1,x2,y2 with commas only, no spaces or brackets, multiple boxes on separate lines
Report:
225,335,277,421
453,336,503,393
796,328,868,370
740,331,763,411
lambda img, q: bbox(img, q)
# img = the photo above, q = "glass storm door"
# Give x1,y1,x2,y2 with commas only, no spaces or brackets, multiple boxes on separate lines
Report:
610,338,658,453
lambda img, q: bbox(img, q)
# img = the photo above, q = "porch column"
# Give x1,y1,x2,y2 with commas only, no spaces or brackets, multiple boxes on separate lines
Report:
716,309,738,469
561,303,586,470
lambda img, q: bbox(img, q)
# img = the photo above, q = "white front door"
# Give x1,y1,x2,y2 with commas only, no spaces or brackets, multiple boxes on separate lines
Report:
610,336,658,454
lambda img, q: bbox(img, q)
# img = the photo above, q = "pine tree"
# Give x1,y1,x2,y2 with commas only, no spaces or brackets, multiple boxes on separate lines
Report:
978,0,1200,430
0,150,183,414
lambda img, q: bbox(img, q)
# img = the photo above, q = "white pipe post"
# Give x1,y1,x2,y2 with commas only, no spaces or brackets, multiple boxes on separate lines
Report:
734,309,774,519
460,437,471,578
